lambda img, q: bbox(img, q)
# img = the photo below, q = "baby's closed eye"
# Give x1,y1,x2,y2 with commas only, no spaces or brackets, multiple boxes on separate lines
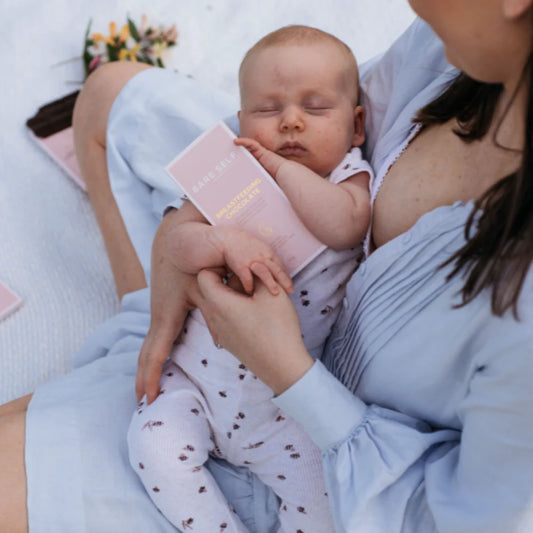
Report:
303,98,333,114
253,103,280,114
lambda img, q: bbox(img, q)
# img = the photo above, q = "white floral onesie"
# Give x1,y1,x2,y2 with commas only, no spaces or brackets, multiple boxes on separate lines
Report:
127,147,373,532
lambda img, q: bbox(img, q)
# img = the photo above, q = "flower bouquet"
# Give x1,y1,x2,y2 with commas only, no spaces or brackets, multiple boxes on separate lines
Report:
26,15,178,190
83,15,178,78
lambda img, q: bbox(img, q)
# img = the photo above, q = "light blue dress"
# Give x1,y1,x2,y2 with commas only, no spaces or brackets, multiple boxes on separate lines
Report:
25,19,533,532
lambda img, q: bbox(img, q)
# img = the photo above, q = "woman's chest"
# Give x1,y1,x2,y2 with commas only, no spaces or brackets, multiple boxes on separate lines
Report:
322,199,491,429
327,264,490,430
371,121,510,249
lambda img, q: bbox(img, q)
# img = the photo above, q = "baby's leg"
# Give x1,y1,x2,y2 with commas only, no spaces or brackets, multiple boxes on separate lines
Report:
241,411,334,533
127,363,248,532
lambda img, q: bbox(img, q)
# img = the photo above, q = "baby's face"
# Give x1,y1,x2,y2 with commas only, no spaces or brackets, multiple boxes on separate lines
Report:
239,43,364,177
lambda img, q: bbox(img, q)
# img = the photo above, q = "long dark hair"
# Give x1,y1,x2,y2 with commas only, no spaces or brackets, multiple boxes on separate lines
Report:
413,65,532,317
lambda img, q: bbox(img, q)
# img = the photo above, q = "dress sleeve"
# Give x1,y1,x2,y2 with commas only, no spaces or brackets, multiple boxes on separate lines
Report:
359,18,456,168
274,323,533,533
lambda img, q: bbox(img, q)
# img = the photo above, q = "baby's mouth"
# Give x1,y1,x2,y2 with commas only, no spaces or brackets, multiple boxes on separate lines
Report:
277,142,307,157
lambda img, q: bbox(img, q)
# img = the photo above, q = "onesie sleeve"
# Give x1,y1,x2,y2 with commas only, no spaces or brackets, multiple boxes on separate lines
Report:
328,147,374,185
274,324,533,532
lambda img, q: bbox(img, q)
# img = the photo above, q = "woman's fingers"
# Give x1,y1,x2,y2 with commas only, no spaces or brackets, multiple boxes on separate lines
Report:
136,298,193,403
197,268,240,308
196,269,241,346
136,329,175,404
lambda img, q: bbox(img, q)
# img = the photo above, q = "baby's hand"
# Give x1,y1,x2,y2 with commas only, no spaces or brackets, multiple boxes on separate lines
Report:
214,226,293,296
234,137,286,180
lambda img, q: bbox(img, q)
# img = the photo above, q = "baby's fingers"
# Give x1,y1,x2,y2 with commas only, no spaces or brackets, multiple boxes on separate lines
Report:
232,264,255,294
250,262,279,295
265,258,293,294
250,259,292,296
234,137,263,154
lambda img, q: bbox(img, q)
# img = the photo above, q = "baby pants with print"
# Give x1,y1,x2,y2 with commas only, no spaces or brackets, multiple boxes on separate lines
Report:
127,313,334,533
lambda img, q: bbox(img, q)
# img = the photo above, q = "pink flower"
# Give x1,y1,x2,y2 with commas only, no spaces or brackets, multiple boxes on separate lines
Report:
88,56,102,72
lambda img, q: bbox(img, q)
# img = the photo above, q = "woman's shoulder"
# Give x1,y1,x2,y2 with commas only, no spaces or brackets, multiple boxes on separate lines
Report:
360,18,457,172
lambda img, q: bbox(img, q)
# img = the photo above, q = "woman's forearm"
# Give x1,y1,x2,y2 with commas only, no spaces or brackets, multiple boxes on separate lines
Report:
165,201,226,273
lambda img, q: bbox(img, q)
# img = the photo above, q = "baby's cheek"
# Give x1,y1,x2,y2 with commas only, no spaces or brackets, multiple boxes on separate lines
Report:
240,121,277,151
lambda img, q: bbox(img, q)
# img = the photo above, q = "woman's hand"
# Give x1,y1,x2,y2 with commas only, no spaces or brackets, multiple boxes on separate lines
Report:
135,211,202,404
196,269,314,396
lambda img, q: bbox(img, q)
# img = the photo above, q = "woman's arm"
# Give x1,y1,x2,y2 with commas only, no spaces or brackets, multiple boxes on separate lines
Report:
138,200,293,402
197,269,533,532
135,207,202,403
276,332,533,533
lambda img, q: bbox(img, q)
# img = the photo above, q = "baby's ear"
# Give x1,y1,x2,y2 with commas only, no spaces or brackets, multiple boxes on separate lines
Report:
237,110,242,121
351,106,366,147
502,0,532,19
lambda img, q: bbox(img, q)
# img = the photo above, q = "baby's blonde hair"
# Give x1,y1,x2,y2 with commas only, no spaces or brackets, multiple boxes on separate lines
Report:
239,25,360,104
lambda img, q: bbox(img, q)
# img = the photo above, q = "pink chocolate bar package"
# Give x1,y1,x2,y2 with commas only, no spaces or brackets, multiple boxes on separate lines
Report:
29,127,85,190
166,121,326,277
26,91,85,190
0,281,23,322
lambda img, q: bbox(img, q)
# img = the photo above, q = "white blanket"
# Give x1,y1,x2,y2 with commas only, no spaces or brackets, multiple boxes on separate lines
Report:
0,0,414,403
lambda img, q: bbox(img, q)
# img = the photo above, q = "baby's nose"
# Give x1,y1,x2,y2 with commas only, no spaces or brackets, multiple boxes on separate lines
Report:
280,107,304,132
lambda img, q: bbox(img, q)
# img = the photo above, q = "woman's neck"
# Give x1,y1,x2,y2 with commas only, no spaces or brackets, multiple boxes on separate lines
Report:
493,67,530,152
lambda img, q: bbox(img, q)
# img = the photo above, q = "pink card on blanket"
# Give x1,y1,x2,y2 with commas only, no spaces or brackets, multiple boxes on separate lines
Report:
29,127,85,190
165,121,326,277
26,91,85,190
0,281,23,322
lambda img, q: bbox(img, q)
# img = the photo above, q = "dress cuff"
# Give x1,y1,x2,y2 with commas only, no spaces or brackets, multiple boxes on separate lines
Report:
273,360,367,451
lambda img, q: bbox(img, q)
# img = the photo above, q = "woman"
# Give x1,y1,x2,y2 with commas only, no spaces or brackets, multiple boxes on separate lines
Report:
1,1,532,531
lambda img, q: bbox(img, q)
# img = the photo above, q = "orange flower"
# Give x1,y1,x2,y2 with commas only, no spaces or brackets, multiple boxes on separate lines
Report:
91,32,114,47
118,44,141,61
118,24,129,43
109,22,117,38
92,22,129,47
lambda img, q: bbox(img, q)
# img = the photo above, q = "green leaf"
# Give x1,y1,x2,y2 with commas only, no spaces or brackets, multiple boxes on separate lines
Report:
82,19,93,79
107,43,118,62
139,52,153,66
156,57,164,68
84,19,92,43
83,52,93,79
128,18,141,42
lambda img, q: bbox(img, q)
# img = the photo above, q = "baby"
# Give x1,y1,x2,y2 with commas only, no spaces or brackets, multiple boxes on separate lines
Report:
128,25,373,532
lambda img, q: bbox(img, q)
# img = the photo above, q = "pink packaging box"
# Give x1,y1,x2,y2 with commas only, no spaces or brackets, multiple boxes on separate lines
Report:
0,281,23,322
29,126,85,190
166,121,325,277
